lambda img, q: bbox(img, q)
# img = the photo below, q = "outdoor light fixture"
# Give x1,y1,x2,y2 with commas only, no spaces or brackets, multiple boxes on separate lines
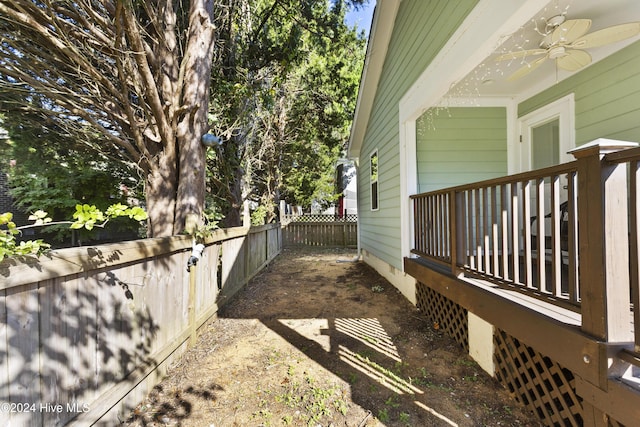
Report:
201,133,222,147
186,242,205,272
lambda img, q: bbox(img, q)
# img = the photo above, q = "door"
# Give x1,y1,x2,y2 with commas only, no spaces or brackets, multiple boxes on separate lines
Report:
519,95,575,250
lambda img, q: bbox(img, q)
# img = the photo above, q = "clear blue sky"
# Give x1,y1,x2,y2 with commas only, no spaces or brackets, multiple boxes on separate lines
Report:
344,1,375,37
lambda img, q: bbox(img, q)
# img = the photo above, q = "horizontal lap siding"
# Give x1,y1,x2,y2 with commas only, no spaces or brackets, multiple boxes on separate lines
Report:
518,40,640,145
416,107,508,193
358,0,479,269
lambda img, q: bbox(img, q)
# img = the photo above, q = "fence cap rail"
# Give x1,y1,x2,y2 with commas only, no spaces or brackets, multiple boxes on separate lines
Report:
0,224,280,289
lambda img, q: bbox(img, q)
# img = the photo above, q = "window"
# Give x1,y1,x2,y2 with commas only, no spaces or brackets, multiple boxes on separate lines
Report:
370,150,379,210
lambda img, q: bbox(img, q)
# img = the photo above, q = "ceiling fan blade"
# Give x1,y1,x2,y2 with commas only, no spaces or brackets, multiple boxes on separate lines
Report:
568,22,640,49
507,56,547,81
495,49,546,61
552,19,592,44
556,49,592,71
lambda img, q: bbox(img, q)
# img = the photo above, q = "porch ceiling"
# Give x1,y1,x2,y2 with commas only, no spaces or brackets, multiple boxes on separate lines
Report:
449,0,640,101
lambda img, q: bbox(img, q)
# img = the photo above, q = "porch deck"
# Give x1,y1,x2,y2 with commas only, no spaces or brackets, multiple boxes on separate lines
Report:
406,139,640,426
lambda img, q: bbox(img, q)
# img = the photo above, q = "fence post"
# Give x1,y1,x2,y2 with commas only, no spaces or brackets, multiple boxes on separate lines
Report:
188,267,197,347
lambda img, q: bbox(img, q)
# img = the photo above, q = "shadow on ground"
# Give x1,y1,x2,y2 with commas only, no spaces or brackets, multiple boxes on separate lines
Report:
126,247,542,427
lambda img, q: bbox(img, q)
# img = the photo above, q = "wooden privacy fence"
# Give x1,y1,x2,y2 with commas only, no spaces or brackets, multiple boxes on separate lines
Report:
281,214,357,247
0,224,281,426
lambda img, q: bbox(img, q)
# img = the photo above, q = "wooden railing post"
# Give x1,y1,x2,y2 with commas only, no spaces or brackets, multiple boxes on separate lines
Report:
569,139,636,344
451,190,464,277
569,140,638,425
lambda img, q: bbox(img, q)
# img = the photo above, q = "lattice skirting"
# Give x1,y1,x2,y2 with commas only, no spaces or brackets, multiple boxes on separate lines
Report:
415,282,469,352
494,329,584,426
415,283,628,427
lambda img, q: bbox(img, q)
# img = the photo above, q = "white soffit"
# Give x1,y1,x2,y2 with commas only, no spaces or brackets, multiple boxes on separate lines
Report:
399,0,547,124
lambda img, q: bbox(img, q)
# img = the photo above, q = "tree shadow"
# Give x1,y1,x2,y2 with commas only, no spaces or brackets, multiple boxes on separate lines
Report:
217,257,525,426
0,238,191,425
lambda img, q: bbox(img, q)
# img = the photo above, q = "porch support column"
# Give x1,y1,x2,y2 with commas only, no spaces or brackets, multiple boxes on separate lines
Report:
569,139,637,344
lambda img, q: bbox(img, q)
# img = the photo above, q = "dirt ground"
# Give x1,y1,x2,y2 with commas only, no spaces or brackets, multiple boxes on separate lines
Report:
126,247,542,427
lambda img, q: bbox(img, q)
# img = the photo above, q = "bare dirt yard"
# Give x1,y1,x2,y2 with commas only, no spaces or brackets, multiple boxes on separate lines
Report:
126,247,542,427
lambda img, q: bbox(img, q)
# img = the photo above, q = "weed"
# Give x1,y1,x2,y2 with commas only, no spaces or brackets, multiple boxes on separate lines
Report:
394,360,408,375
362,335,378,345
371,285,385,293
455,357,478,367
357,349,374,359
251,408,273,425
334,399,348,416
385,395,400,408
282,414,293,425
503,405,513,415
377,408,390,422
348,372,359,384
275,391,297,407
399,411,411,424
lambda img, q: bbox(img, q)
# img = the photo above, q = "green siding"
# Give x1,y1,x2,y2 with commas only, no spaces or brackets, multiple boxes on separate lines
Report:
519,40,640,145
358,0,479,269
416,107,508,193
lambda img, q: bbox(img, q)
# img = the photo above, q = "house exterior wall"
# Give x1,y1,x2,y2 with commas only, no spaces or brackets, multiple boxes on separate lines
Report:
357,0,479,271
416,107,508,193
518,40,640,145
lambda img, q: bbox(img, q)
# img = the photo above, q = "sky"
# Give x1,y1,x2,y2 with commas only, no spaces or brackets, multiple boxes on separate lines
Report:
344,0,375,37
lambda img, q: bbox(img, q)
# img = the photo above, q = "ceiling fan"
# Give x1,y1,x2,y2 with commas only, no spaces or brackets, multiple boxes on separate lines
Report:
496,15,640,81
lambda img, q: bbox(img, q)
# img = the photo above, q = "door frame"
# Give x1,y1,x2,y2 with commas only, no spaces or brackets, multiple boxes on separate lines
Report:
517,93,576,173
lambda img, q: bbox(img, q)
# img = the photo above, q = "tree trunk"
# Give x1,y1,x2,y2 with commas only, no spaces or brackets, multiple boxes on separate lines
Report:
174,0,217,234
145,151,178,237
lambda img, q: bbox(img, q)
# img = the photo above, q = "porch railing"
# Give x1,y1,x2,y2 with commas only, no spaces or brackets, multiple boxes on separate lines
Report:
411,138,640,355
412,162,580,308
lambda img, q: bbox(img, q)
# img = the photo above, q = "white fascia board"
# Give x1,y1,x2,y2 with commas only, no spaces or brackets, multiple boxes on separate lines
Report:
347,0,401,159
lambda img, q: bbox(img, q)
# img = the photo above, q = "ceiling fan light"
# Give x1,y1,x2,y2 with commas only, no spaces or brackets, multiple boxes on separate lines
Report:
548,46,567,59
546,15,566,29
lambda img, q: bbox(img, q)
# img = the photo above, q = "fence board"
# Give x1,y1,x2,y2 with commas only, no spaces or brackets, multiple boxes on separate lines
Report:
6,283,42,426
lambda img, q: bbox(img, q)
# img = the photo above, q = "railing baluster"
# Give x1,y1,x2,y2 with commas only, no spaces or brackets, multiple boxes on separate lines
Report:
551,175,562,297
523,180,533,288
501,183,509,281
467,190,475,269
483,187,490,274
473,188,483,271
511,182,520,284
567,171,579,303
536,177,546,293
492,186,499,277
